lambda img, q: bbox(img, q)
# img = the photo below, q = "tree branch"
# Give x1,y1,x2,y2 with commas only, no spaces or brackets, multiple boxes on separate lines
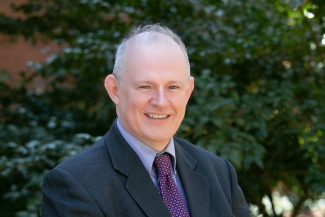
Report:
291,187,309,217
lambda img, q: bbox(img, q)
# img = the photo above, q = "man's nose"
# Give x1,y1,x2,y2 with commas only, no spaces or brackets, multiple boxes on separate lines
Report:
151,88,170,107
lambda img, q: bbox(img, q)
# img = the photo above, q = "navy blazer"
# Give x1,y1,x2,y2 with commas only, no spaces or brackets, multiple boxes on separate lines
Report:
42,120,250,216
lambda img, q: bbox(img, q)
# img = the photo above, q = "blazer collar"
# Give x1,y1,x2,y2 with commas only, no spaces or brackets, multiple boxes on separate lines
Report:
104,120,171,217
175,140,211,217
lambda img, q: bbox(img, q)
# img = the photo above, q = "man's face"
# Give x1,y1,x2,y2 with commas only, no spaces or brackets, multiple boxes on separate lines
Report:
112,41,194,151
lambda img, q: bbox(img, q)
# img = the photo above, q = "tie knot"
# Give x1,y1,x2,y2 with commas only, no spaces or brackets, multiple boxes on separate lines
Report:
153,153,172,176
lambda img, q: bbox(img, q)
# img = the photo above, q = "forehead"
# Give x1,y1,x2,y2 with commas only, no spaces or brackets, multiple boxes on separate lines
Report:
122,40,188,83
129,32,184,60
125,32,186,61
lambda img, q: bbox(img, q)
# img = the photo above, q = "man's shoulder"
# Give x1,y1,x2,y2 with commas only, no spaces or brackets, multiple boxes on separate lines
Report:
54,136,109,174
174,136,235,188
54,122,122,172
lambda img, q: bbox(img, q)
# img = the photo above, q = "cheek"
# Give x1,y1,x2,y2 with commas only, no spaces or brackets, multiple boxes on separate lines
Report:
123,96,147,114
172,97,188,109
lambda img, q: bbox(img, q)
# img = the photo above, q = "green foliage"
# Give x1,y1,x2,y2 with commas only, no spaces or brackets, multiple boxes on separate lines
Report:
1,0,324,216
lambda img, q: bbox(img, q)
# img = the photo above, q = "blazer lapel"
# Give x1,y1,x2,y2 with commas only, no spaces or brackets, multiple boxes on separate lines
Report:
104,120,171,217
175,141,210,217
125,158,171,217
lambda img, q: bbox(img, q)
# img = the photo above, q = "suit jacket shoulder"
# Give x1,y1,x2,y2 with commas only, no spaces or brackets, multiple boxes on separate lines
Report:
174,136,250,217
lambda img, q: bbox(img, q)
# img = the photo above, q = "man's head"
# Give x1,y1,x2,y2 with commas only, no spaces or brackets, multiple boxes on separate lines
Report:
112,24,191,84
105,24,194,151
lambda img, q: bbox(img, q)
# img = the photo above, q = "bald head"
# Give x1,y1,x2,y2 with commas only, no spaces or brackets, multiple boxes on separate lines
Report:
112,24,190,84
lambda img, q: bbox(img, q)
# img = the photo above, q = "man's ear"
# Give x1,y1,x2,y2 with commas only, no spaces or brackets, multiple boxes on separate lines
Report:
104,74,120,105
186,76,194,103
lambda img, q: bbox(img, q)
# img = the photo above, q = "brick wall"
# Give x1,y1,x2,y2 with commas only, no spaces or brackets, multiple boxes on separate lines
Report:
0,0,59,90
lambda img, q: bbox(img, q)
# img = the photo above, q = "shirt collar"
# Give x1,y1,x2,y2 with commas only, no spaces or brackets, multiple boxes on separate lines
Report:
116,119,177,175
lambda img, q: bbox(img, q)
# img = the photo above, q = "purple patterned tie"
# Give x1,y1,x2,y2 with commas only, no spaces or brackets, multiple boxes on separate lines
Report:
153,153,190,217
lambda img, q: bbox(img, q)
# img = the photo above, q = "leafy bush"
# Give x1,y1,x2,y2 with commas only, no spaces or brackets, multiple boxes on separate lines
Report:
1,0,324,216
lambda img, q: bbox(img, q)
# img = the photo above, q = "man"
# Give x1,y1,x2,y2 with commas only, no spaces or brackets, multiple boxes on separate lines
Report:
42,24,250,217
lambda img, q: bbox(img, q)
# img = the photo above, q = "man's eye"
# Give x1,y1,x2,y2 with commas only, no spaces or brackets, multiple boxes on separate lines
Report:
169,86,178,89
139,86,150,89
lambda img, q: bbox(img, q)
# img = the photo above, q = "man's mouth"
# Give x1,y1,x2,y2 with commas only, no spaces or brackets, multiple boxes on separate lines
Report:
146,114,169,119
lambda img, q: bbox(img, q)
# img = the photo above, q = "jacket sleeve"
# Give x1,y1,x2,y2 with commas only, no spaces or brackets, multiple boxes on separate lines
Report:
225,160,250,217
42,167,104,217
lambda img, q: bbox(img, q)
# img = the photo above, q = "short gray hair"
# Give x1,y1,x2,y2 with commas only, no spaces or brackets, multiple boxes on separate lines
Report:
112,24,190,83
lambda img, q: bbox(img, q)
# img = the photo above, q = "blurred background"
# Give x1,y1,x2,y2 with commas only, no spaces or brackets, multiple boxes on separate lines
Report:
0,0,324,216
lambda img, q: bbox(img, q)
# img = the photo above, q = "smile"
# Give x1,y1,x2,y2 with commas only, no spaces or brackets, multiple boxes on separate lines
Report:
146,114,169,119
